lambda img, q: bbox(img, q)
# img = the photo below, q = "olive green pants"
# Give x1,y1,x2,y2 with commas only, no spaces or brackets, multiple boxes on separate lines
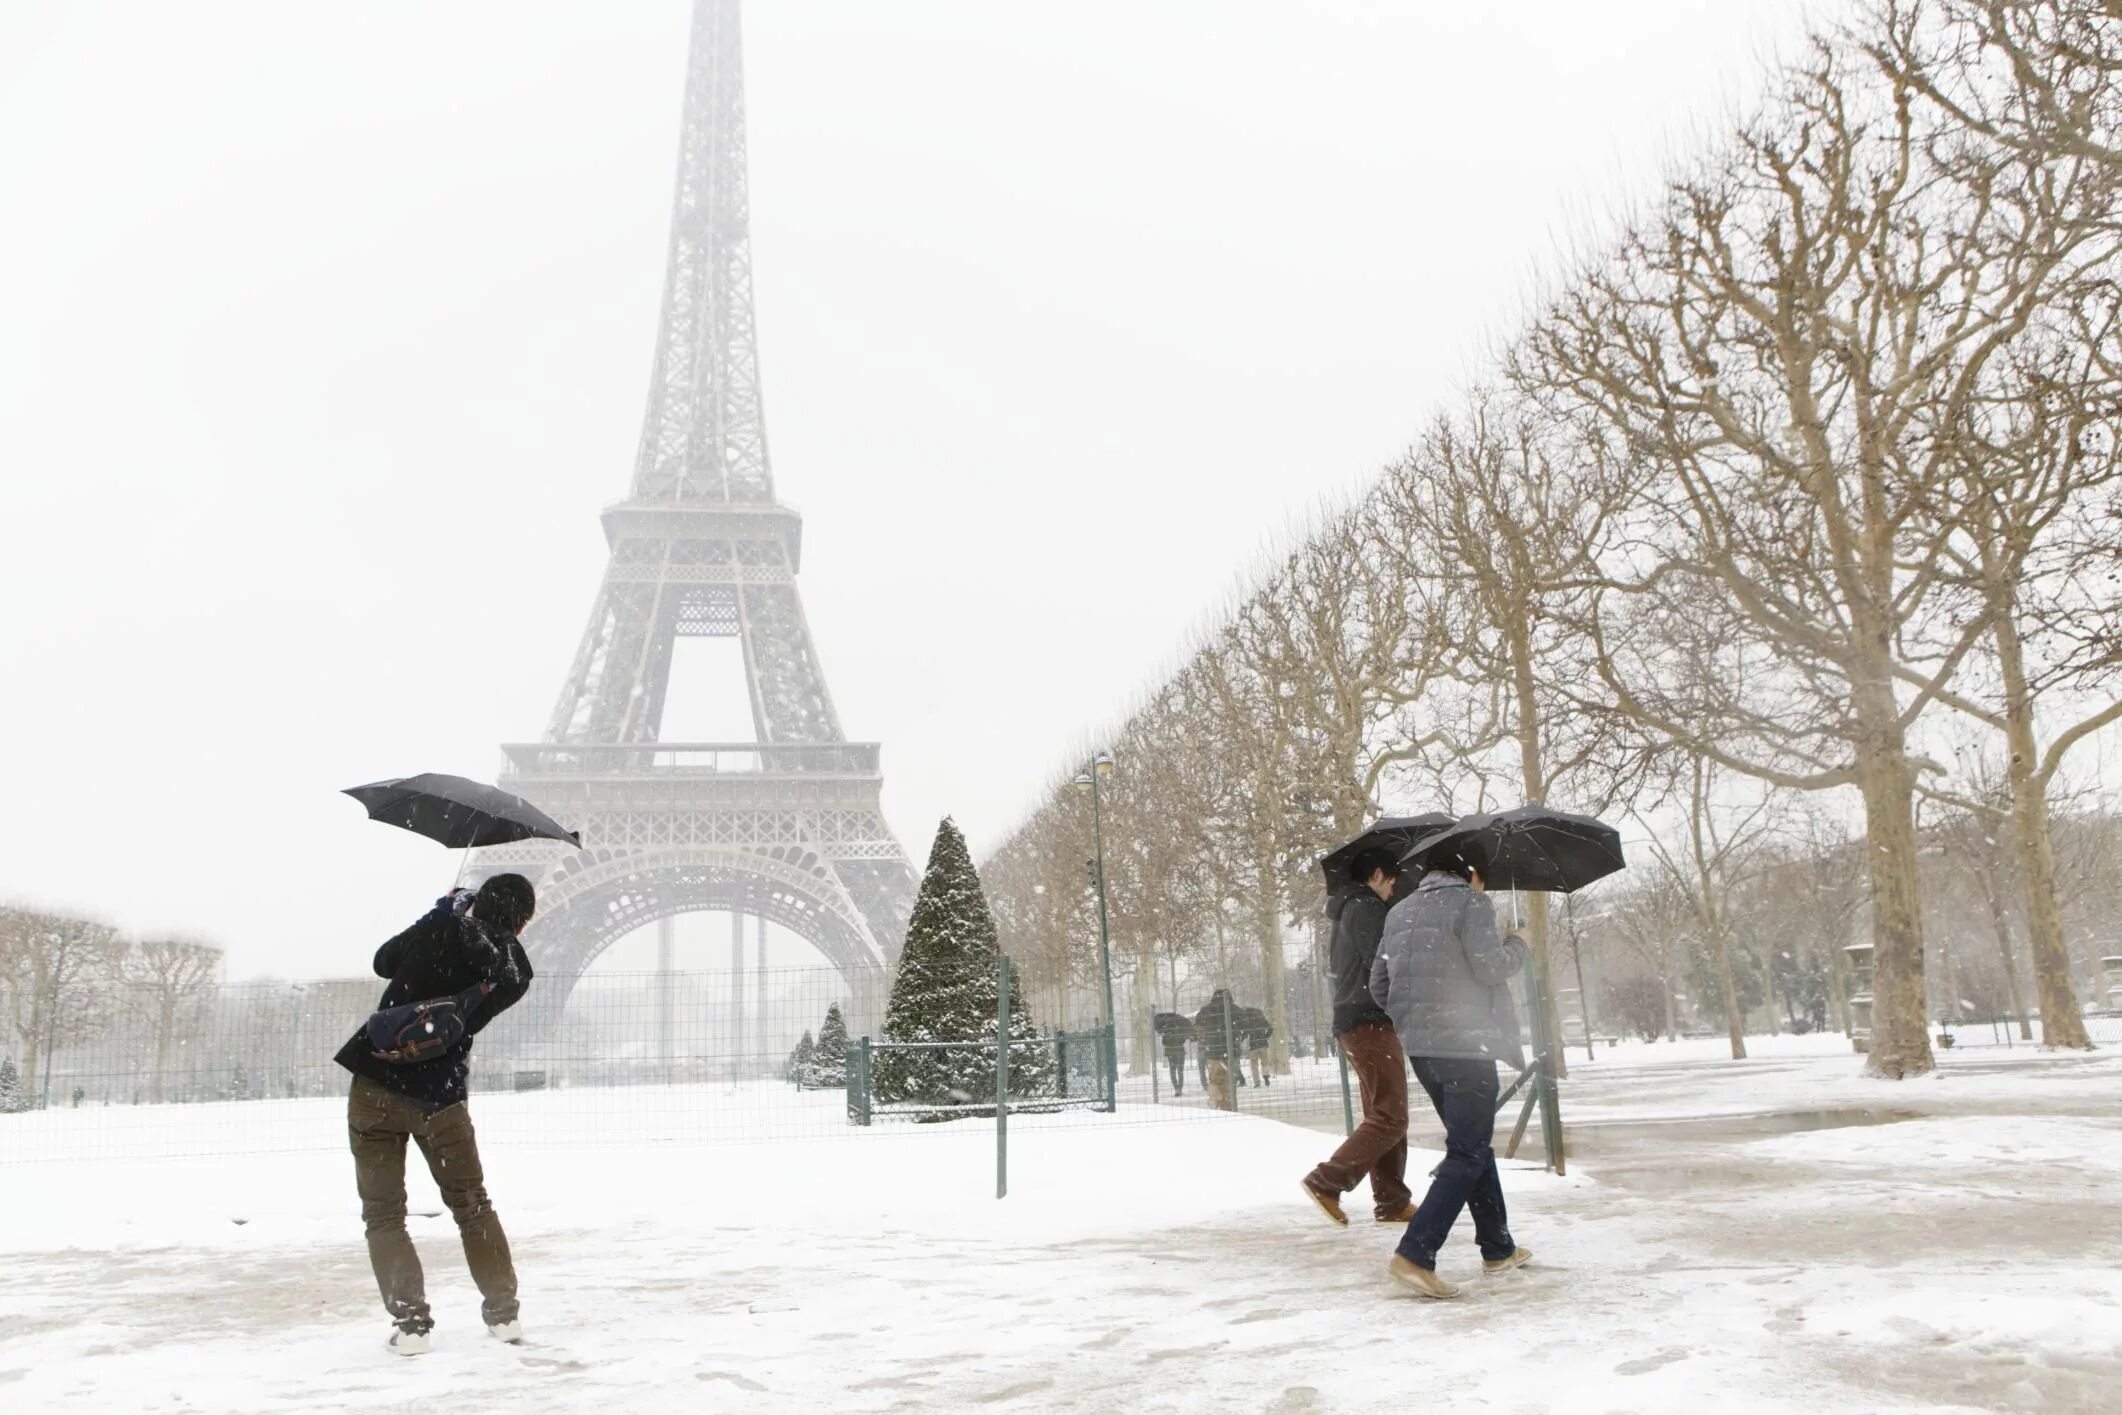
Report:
347,1076,519,1331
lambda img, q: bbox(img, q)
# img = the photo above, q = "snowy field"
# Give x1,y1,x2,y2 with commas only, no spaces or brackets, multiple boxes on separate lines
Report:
5,1036,2121,1414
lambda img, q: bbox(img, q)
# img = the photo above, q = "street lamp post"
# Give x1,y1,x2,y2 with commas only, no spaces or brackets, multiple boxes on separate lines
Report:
1074,751,1118,1111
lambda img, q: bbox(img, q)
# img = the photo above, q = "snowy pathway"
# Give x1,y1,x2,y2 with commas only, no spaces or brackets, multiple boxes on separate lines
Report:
5,1041,2120,1413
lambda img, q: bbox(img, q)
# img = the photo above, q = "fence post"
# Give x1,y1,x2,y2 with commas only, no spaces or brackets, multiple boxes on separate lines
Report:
1527,971,1565,1176
1056,1032,1070,1101
996,956,1012,1199
1104,1020,1117,1113
1149,1011,1160,1104
1222,991,1238,1114
846,1037,872,1127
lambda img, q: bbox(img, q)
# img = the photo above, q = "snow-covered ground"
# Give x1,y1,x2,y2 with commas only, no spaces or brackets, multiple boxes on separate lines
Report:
4,1039,2120,1414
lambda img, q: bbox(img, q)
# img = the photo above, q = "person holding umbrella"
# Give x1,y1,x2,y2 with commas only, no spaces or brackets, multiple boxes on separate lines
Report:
335,773,578,1355
1369,849,1532,1298
335,874,538,1353
1299,846,1415,1226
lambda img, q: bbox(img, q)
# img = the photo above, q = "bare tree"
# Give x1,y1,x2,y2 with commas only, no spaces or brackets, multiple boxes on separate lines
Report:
1372,395,1649,1075
1632,758,1784,1059
1518,17,2115,1074
0,906,123,1104
119,938,223,1104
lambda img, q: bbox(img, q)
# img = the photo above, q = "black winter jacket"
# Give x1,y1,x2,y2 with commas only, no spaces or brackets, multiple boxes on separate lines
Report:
1328,890,1394,1035
333,904,533,1109
1193,990,1240,1060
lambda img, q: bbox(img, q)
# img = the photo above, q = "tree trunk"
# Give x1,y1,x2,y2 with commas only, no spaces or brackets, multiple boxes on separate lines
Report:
1828,940,1849,1036
1128,948,1156,1075
1709,923,1746,1059
152,1001,173,1105
1979,873,2034,1041
1256,875,1291,1075
1688,768,1745,1061
1992,611,2094,1049
1852,729,1934,1079
1661,933,1679,1041
1509,625,1566,1077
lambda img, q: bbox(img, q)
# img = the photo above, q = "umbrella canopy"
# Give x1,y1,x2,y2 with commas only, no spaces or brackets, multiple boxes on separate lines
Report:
344,773,581,850
1318,813,1457,892
1399,805,1623,894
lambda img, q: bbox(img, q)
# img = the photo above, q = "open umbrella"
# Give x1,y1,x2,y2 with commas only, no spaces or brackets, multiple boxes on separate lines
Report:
1318,813,1456,894
343,773,581,851
1399,805,1623,894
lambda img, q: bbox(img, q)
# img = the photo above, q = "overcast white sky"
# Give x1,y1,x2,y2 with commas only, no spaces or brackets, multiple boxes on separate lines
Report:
0,1,1818,977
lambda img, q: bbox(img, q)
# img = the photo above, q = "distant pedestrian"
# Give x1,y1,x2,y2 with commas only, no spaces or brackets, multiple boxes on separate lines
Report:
1193,988,1241,1110
334,875,537,1355
1369,854,1533,1298
1153,1011,1193,1095
1301,848,1414,1227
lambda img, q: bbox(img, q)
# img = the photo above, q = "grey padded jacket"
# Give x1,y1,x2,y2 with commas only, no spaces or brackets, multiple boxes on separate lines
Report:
1369,877,1528,1062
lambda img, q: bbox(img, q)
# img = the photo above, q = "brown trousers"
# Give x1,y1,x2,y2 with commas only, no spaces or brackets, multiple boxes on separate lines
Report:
348,1076,519,1330
1305,1021,1412,1217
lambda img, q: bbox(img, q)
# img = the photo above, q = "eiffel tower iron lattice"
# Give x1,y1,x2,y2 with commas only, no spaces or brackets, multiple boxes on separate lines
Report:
468,0,915,1035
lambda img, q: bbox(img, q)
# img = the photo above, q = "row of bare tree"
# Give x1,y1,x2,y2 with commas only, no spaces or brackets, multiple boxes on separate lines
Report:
984,0,2122,1080
0,905,224,1107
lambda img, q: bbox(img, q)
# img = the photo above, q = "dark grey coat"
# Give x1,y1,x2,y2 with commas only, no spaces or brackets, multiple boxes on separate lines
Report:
1369,878,1527,1062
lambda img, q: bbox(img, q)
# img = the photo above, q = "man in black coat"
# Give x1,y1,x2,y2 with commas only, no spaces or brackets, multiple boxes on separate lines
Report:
333,873,536,1355
1153,1011,1193,1094
1300,849,1414,1226
1193,988,1242,1107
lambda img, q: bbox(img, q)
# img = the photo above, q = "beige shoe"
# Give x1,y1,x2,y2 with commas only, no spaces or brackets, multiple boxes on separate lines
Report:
1388,1255,1461,1299
1300,1180,1349,1227
1483,1247,1532,1274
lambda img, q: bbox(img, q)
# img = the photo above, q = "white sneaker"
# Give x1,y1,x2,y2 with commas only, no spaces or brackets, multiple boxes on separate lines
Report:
387,1327,432,1356
486,1320,524,1344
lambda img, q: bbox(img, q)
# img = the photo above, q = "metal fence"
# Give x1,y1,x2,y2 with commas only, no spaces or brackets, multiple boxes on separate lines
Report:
26,946,2097,1168
0,958,1379,1165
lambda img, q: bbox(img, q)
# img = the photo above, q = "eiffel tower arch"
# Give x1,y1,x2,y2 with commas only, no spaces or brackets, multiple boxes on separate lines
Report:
469,0,915,1034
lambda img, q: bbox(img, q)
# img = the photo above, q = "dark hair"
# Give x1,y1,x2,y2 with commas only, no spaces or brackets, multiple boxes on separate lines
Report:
1425,852,1476,883
474,873,537,935
1349,847,1399,886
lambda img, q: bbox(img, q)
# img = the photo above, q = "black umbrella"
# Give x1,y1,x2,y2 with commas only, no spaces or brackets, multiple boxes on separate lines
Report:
343,773,581,850
1399,805,1623,894
1318,813,1457,893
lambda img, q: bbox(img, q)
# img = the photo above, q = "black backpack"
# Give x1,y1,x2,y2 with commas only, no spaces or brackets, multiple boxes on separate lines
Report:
364,981,494,1064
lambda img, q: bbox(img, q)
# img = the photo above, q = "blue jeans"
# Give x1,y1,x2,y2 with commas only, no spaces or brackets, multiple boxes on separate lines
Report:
1397,1056,1514,1269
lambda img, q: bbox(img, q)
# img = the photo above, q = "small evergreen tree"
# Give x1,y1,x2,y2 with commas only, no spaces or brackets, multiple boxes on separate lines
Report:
811,1003,850,1087
874,818,1053,1109
0,1057,24,1114
787,1030,816,1088
223,1064,252,1102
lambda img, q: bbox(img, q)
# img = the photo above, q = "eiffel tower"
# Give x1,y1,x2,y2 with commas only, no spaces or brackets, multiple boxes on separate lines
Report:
470,0,915,1034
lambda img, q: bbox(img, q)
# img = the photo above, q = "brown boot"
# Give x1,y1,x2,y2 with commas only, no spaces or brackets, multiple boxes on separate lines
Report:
1300,1179,1348,1226
1375,1205,1416,1225
1483,1247,1532,1274
1387,1256,1460,1299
